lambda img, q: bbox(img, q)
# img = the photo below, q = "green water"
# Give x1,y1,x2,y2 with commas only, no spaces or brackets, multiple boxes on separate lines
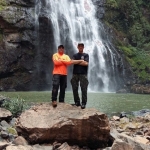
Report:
0,91,150,116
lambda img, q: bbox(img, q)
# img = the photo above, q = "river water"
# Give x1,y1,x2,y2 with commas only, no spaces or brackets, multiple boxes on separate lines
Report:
1,92,150,116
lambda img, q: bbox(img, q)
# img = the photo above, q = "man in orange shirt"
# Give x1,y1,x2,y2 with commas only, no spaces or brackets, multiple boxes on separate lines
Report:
52,45,84,107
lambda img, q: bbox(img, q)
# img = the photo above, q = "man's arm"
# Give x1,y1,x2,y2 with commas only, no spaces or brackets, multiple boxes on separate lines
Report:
78,54,89,66
61,55,84,65
71,60,84,64
52,55,64,65
60,55,72,65
78,61,88,66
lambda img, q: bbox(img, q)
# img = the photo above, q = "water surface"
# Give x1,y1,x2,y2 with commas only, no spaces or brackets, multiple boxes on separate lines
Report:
1,92,150,116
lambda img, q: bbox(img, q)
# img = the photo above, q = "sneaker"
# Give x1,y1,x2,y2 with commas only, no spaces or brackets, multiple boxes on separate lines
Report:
75,101,81,106
81,103,86,109
52,101,57,107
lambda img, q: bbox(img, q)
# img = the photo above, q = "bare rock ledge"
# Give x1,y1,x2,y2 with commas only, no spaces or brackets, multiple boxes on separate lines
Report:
16,103,110,148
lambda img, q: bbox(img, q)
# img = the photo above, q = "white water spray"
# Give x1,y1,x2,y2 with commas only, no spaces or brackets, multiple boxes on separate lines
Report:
36,0,123,92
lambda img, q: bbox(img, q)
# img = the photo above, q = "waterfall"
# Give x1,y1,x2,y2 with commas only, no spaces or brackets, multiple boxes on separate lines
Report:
35,0,124,92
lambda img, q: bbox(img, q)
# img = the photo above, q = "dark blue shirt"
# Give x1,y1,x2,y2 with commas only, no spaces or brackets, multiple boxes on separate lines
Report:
72,53,89,75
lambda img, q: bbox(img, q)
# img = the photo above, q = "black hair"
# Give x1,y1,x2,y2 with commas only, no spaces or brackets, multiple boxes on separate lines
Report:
78,43,84,47
58,45,64,49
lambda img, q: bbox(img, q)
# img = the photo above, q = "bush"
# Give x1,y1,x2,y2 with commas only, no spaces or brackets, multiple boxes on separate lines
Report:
2,97,30,117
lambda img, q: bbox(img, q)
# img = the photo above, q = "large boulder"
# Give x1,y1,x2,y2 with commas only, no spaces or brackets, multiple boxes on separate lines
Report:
16,103,110,148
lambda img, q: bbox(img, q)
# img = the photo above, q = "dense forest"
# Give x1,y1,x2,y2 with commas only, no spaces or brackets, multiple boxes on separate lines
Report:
105,0,150,82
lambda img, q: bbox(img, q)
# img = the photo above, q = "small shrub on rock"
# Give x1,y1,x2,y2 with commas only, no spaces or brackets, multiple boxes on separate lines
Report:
2,98,30,117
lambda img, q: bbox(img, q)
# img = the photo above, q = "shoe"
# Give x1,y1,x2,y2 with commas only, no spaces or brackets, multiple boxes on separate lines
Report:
75,102,81,106
52,101,57,107
81,103,86,109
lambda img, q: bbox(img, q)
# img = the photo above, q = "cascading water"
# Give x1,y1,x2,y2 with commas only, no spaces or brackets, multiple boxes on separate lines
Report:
35,0,125,92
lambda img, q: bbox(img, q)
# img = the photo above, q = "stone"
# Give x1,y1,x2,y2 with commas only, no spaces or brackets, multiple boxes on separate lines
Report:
16,103,110,148
0,108,12,119
1,120,11,128
112,116,120,121
0,141,10,150
111,139,133,150
6,145,33,150
12,136,28,146
57,142,71,150
10,118,17,127
131,84,150,94
1,131,9,138
134,136,149,144
6,144,53,150
32,144,53,150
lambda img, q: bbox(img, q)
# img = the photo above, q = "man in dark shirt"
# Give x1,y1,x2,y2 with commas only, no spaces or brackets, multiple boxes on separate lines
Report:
71,43,89,109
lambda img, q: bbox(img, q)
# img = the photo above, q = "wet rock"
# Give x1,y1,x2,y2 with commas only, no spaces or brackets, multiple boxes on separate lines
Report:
116,89,127,93
132,109,150,117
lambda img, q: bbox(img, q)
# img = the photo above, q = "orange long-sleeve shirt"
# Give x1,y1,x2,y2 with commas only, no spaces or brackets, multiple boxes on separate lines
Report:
52,53,72,75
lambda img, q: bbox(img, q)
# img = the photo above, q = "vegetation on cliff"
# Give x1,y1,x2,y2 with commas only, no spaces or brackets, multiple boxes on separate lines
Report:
105,0,150,82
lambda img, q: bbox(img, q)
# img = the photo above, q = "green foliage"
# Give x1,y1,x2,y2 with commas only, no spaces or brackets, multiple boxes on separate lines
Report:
105,0,150,81
143,42,150,52
119,46,136,57
106,0,118,9
128,22,145,47
119,45,150,81
2,97,30,117
105,0,150,48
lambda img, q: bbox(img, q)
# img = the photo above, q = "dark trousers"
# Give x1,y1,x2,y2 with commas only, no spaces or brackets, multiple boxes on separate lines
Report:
51,74,67,102
71,74,89,104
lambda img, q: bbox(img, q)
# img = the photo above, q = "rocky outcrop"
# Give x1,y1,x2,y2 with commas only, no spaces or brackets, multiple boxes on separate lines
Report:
110,113,150,150
16,103,110,148
1,96,150,149
131,84,150,94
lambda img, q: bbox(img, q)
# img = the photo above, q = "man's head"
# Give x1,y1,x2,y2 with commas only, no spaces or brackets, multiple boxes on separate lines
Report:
58,45,64,55
77,43,84,53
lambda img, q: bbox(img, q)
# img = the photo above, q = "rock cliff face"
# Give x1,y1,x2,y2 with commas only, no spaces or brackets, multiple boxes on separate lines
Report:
0,0,37,91
0,0,133,91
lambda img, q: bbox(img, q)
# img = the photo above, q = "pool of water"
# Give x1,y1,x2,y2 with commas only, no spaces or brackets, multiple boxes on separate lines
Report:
1,91,150,116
